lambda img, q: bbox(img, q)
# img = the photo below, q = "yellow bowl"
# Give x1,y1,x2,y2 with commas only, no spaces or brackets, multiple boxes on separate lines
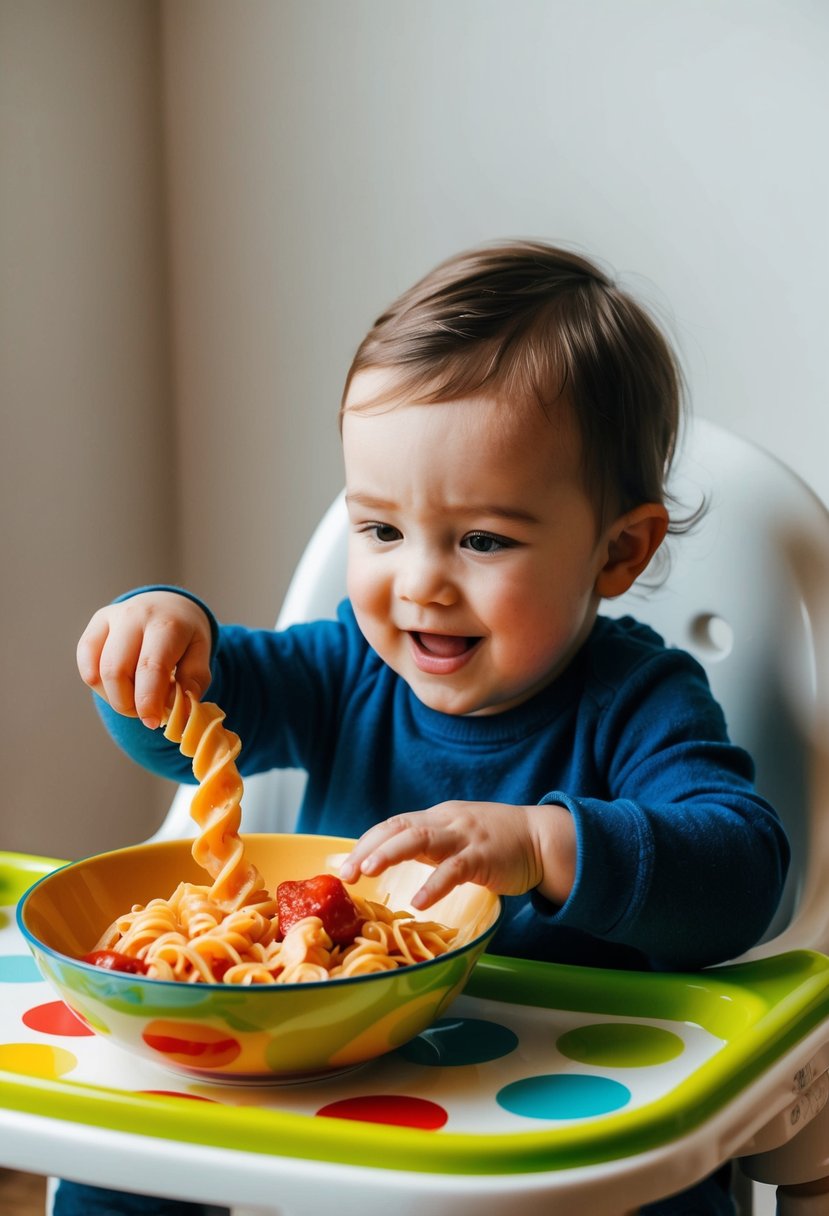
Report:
17,833,501,1084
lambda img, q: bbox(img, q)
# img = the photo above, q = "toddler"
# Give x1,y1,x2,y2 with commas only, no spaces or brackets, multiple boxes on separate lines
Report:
62,241,789,1216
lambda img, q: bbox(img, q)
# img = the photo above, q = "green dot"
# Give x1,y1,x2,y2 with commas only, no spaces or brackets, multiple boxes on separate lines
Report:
557,1022,684,1067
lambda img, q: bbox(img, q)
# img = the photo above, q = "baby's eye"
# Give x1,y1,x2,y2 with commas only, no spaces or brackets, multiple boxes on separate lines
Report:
461,531,513,555
367,522,402,544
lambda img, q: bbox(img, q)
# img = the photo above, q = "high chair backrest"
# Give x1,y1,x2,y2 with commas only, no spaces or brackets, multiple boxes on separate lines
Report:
156,417,829,960
601,419,829,955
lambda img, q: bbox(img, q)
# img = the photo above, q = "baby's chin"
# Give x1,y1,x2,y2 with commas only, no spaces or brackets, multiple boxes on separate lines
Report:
404,676,533,719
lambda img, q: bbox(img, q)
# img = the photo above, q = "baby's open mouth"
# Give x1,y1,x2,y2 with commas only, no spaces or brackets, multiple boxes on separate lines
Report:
409,632,482,674
412,632,479,657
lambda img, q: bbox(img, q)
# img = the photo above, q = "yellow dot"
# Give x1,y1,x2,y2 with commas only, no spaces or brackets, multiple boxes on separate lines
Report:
0,1042,78,1079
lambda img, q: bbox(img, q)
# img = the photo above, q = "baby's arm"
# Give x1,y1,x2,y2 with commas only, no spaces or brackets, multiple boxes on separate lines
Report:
339,801,577,910
76,590,213,729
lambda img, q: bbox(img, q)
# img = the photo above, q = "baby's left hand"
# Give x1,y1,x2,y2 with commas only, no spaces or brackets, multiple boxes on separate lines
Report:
339,801,572,910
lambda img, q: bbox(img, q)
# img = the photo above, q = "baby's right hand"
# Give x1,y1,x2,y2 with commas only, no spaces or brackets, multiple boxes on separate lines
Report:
76,591,212,730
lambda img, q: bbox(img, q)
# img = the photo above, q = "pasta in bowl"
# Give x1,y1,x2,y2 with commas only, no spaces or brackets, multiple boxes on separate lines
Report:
18,834,501,1083
19,685,500,1081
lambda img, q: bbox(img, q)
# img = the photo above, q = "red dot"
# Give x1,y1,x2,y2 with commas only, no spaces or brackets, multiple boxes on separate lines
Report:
316,1094,448,1130
141,1020,241,1068
22,1001,95,1037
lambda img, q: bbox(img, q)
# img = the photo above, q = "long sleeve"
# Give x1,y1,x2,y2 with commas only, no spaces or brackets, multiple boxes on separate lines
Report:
531,634,789,969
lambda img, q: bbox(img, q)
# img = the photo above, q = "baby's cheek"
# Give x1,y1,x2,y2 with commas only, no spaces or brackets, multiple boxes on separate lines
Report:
496,625,570,682
347,565,379,619
350,547,398,612
347,576,390,655
345,558,367,607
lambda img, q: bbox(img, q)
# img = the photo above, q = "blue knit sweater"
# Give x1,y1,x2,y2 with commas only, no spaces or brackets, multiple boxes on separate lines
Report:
98,596,789,973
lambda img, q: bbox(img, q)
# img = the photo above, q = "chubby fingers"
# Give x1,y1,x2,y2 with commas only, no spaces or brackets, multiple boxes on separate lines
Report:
339,808,477,910
77,606,143,717
134,621,211,729
76,594,212,728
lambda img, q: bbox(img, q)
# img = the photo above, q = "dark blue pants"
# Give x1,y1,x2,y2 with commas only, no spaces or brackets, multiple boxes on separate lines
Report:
55,1169,734,1214
641,1166,735,1214
53,1180,230,1215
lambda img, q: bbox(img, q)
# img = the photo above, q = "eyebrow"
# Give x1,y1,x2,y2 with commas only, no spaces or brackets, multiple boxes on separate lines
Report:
345,492,540,525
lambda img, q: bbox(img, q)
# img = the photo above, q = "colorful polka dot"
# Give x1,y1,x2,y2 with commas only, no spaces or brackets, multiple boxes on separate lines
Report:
0,1042,78,1079
317,1094,448,1129
0,954,42,983
497,1073,631,1120
397,1017,519,1066
142,1019,242,1068
557,1022,684,1068
22,1000,95,1037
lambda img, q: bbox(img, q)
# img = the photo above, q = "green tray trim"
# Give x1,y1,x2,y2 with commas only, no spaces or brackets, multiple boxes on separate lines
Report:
0,852,65,905
5,855,829,1174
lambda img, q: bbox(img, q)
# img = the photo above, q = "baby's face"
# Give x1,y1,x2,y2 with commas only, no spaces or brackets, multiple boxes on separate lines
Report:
342,373,611,716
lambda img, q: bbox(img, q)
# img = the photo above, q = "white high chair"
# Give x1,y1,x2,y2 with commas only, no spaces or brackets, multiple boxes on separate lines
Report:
145,415,829,1213
8,416,829,1215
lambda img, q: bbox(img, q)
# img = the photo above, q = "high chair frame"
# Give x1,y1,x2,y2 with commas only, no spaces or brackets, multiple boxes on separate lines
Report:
1,416,828,1216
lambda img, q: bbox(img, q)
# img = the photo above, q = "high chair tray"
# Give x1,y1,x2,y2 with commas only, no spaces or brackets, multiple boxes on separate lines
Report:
3,850,829,1181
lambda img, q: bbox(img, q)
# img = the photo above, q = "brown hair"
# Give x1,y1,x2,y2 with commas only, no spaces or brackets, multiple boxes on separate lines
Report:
341,240,691,532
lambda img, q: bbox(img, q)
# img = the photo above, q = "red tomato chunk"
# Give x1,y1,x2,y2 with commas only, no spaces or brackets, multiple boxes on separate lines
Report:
277,875,365,945
82,949,150,975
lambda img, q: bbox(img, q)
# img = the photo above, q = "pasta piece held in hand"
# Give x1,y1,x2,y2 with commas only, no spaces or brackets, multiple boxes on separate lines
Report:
162,683,266,911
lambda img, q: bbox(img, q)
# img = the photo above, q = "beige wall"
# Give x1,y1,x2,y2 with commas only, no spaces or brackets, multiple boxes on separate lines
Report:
160,1,347,627
159,0,829,635
1,1,174,856
2,0,827,860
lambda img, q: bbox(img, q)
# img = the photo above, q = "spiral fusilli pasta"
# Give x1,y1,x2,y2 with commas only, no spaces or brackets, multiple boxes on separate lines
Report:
162,683,266,911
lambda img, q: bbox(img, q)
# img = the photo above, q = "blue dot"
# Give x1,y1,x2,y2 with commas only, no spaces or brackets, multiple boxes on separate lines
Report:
0,955,42,983
497,1073,631,1120
398,1017,519,1066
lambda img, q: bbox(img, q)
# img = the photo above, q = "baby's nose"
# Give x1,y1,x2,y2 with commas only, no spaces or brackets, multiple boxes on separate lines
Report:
396,551,457,606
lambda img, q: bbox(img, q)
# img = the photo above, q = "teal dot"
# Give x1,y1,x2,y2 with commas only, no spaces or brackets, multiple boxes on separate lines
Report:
0,955,42,983
398,1017,518,1066
497,1073,631,1120
557,1022,684,1068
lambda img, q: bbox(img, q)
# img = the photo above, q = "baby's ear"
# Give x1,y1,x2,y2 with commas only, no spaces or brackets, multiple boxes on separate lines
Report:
594,504,669,599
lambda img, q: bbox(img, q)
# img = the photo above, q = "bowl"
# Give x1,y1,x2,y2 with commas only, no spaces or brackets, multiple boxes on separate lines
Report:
17,833,501,1084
